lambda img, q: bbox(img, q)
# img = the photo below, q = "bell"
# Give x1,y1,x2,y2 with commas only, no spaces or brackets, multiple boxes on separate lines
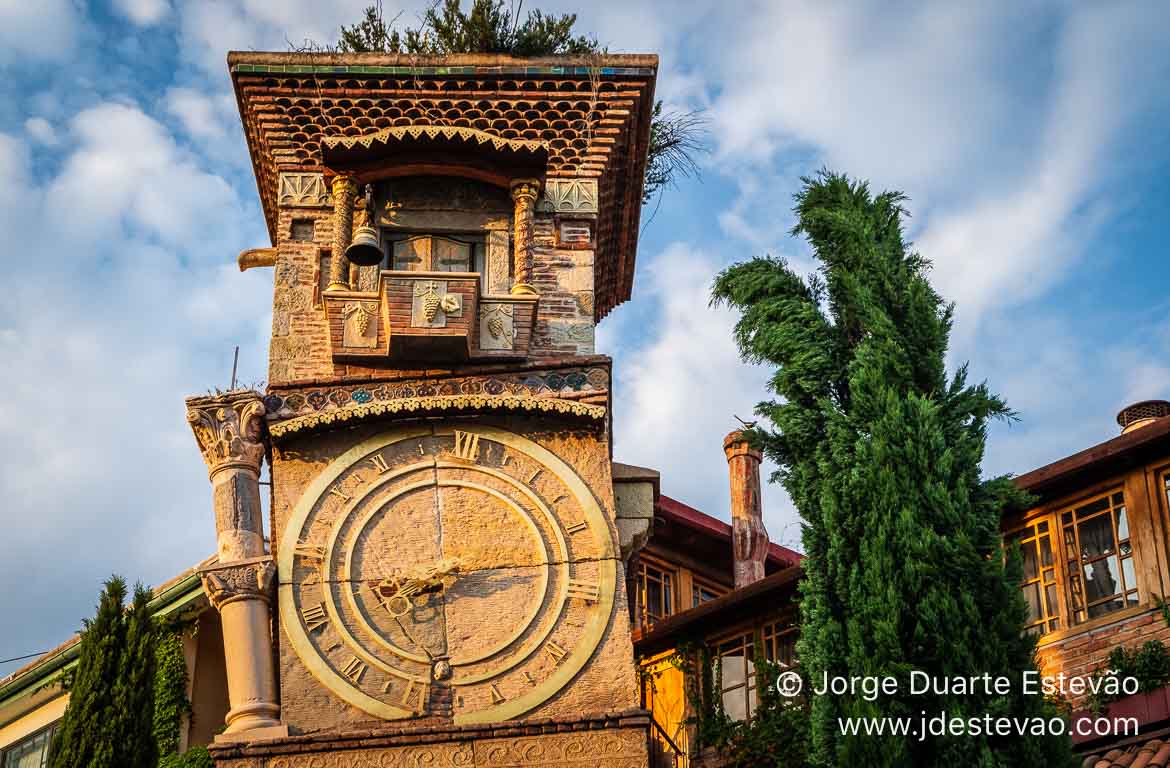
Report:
345,226,383,267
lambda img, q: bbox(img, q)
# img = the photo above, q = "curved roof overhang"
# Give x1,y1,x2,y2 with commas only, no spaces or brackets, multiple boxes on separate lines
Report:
322,125,548,189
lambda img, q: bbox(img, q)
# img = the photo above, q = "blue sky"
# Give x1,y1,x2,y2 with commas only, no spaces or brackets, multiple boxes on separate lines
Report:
1,0,1169,675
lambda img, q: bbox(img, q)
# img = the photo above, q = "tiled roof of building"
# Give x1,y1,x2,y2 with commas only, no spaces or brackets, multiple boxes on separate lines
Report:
1083,734,1170,767
656,494,803,567
1016,415,1170,499
228,52,658,320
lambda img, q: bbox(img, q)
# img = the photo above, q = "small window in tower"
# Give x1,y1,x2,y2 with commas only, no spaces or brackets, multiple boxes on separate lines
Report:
290,219,315,242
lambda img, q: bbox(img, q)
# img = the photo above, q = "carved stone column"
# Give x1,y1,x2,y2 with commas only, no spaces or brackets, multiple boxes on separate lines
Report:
327,174,357,292
186,391,285,737
509,178,540,295
724,430,769,588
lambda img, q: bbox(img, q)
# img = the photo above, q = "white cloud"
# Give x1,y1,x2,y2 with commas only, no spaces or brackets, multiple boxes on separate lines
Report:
175,0,382,78
45,102,244,251
165,86,231,140
0,0,78,62
606,243,802,545
0,103,269,669
113,0,170,26
24,117,58,145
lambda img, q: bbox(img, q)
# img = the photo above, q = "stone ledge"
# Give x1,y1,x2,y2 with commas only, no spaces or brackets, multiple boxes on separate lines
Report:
208,709,650,760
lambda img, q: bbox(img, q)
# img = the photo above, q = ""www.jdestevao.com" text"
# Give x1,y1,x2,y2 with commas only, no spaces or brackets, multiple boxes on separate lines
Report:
837,713,1136,741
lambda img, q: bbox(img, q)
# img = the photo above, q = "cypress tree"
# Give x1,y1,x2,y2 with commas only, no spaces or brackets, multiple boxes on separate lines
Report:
115,584,158,768
49,576,128,768
711,171,1075,766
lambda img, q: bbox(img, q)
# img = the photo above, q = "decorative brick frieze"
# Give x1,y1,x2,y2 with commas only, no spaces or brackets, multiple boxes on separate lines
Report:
262,365,610,438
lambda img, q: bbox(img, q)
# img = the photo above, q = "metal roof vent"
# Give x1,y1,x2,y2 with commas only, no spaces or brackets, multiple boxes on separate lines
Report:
1116,400,1170,434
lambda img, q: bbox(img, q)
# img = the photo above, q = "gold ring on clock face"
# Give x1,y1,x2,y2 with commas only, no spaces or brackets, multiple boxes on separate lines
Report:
277,424,616,724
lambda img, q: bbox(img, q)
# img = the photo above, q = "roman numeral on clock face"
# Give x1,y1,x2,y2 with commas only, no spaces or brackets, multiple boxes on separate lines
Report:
367,452,390,473
301,603,328,632
328,486,351,502
490,683,506,704
565,520,588,534
341,656,367,684
451,430,481,462
567,579,599,603
295,542,325,562
544,641,567,664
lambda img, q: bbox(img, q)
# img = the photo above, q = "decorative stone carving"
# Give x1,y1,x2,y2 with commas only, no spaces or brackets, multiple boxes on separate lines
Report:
479,303,515,351
510,179,540,295
261,366,610,437
278,173,332,208
186,391,267,476
342,301,379,348
327,174,358,292
486,229,511,294
201,558,276,610
412,280,462,327
185,388,284,737
541,179,598,214
476,729,648,766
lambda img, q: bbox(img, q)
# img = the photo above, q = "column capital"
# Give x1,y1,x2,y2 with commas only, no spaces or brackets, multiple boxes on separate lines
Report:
186,391,267,477
200,557,275,611
330,173,358,197
510,177,542,202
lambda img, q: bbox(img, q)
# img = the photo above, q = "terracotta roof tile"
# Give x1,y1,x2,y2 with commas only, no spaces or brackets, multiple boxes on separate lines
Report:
1083,738,1170,767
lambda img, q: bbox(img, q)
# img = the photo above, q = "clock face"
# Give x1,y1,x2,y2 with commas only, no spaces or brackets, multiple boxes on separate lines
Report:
277,424,615,724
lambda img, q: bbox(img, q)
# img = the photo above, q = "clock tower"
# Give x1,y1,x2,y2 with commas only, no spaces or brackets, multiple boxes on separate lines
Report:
185,52,658,767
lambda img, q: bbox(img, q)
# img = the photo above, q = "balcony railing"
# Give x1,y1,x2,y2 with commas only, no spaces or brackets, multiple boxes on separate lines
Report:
323,270,538,363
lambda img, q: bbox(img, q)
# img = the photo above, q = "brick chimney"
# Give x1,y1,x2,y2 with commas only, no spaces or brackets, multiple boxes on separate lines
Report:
724,430,769,588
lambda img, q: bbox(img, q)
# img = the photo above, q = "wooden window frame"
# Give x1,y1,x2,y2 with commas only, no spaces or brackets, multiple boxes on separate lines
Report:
691,574,728,609
1,722,57,768
1005,519,1062,636
713,630,757,722
1060,487,1138,625
761,620,798,669
635,556,678,630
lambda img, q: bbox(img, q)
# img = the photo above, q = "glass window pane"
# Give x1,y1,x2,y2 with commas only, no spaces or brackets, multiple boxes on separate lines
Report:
721,651,746,687
1088,598,1124,619
1022,583,1042,622
1122,557,1137,592
1022,541,1039,580
646,579,663,619
723,687,747,721
1045,584,1059,616
1040,537,1054,567
1116,507,1129,542
1078,514,1117,560
1083,557,1122,604
1077,497,1111,519
1112,492,1125,507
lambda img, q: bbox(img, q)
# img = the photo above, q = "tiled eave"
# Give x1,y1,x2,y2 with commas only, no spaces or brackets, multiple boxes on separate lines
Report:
1015,417,1170,501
